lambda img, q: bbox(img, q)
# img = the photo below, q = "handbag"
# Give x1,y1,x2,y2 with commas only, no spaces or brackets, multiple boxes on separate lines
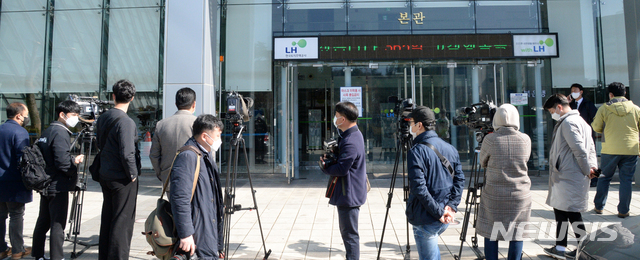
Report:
89,114,126,182
143,145,202,259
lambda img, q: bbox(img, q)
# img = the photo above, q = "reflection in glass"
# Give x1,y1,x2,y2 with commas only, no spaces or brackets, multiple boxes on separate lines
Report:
50,10,102,93
0,12,46,93
1,0,46,12
107,8,161,92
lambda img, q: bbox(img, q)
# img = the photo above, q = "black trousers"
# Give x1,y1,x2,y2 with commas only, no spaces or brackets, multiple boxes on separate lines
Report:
553,208,586,247
98,179,138,260
32,192,69,260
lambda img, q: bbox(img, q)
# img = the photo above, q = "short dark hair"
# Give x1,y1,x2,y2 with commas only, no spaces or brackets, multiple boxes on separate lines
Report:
6,103,26,119
176,88,196,110
112,79,136,103
570,83,584,91
543,93,570,110
55,101,81,118
608,82,626,97
192,114,224,136
335,102,358,122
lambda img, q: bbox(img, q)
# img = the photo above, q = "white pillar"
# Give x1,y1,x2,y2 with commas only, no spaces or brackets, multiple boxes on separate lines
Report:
163,0,217,118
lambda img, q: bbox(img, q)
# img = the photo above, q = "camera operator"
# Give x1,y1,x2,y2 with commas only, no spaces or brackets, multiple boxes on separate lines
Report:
319,101,367,260
406,106,464,260
95,79,140,260
32,101,85,260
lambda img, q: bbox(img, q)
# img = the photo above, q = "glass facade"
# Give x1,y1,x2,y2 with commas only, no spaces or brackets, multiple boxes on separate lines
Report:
0,1,164,150
1,0,637,175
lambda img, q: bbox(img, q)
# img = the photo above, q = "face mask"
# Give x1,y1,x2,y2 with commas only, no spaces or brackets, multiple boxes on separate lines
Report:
65,114,79,128
21,115,30,127
410,122,418,138
205,133,221,152
571,92,580,99
551,112,561,121
333,116,343,128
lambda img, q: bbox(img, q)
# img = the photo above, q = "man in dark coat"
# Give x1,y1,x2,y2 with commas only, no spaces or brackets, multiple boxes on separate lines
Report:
32,101,85,260
171,114,224,260
568,83,598,187
406,106,465,260
0,102,32,259
320,101,367,260
96,79,141,260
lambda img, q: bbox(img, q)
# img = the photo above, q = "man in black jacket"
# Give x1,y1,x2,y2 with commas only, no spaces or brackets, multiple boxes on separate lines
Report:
33,101,84,260
568,83,599,187
96,79,140,260
170,114,224,259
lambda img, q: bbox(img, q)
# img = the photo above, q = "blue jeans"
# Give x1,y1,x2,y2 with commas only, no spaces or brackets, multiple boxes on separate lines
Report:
337,206,360,260
484,238,523,260
413,222,448,260
594,154,637,214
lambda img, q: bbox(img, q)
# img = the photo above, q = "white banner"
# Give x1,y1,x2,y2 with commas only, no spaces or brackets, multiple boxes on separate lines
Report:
513,34,559,57
340,87,363,117
274,37,318,60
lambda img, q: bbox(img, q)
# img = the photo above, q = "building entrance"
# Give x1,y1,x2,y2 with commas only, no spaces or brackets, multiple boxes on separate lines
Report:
276,61,548,181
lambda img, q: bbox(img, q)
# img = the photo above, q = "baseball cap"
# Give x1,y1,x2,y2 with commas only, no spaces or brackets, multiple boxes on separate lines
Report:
408,106,436,124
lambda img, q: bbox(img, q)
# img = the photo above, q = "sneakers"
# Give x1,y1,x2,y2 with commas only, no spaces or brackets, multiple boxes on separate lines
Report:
565,249,577,260
618,212,630,218
10,247,31,260
0,247,10,259
544,246,566,260
593,208,603,214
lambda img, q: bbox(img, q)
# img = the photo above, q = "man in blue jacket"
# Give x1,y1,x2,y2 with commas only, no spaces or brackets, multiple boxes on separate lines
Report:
170,114,224,259
0,102,32,259
406,106,465,260
320,101,367,260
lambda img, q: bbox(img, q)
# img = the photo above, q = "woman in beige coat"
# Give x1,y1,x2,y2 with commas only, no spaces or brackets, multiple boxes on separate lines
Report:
477,104,531,260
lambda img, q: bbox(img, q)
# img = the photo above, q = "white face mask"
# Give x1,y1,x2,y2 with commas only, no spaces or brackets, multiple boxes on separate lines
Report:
205,133,222,152
551,112,561,121
65,114,79,128
410,122,418,138
333,116,344,128
571,92,580,99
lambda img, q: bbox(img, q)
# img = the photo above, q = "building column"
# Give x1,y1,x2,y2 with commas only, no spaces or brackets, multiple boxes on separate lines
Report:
163,0,218,118
623,0,640,186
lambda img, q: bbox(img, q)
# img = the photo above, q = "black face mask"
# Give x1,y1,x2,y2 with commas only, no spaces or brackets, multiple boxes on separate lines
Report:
22,116,30,127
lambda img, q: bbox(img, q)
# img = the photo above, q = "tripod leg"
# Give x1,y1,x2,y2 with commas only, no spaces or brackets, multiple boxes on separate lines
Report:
240,139,271,259
223,141,237,259
402,146,410,255
376,140,402,260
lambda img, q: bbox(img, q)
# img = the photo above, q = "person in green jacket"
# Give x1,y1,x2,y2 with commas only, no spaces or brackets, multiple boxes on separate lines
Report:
591,82,640,218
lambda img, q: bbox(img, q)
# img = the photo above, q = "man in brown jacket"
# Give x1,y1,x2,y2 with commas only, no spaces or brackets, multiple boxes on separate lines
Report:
150,87,198,187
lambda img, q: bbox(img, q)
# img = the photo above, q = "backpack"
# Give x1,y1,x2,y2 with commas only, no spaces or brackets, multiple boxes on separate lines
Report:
19,141,51,193
143,145,201,260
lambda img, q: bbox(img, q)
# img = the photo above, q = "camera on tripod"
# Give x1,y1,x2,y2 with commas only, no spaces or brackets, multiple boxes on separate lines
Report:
318,139,340,169
68,95,113,126
452,100,496,143
388,96,415,140
225,92,254,124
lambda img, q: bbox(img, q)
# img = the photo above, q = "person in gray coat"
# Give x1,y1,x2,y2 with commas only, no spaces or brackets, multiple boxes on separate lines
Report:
150,87,197,188
543,94,598,260
477,104,531,260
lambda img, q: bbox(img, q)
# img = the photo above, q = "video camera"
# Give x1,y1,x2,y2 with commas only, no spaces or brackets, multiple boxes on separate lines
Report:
225,92,254,123
453,100,496,143
67,95,113,126
388,96,415,141
318,139,340,169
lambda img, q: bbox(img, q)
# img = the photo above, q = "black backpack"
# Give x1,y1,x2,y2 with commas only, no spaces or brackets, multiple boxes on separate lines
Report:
19,141,51,192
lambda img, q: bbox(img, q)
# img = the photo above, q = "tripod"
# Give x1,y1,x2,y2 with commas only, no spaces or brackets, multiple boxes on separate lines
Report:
376,136,412,260
454,147,485,260
66,124,99,259
222,124,272,260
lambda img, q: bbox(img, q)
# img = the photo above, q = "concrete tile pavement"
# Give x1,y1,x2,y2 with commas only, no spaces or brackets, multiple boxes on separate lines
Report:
9,171,640,260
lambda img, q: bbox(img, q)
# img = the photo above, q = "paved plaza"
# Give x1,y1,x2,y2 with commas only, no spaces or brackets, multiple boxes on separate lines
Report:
10,170,640,260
